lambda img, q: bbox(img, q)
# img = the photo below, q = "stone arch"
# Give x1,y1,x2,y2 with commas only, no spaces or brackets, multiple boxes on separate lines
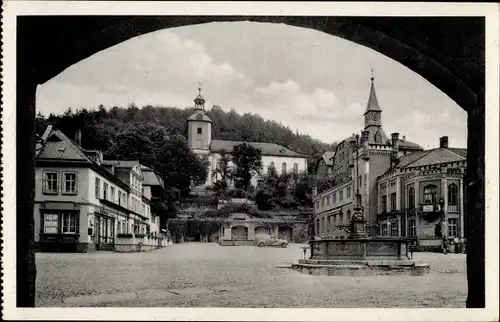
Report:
278,225,294,242
254,225,268,237
231,225,249,241
17,16,485,307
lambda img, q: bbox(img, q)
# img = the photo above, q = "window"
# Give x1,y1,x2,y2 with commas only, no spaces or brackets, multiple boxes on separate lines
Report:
339,190,343,201
62,213,77,233
197,127,202,134
327,216,331,232
293,163,298,172
358,175,362,188
270,162,275,169
43,171,59,194
321,217,325,233
103,183,108,200
95,178,101,199
346,210,351,221
382,195,387,212
282,162,287,175
118,190,122,205
408,188,415,209
381,224,388,236
339,212,344,224
43,213,59,233
347,187,351,198
448,184,458,205
409,219,416,237
315,201,319,210
423,185,438,204
321,198,325,208
374,131,382,143
390,221,398,236
332,192,337,204
390,193,397,211
448,218,458,237
62,172,77,195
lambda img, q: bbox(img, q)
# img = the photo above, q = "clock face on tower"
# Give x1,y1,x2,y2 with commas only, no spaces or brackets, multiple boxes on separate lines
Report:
196,114,203,121
371,113,380,122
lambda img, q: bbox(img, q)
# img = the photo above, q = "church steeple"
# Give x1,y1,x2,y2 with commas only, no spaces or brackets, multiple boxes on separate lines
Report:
194,82,205,110
364,72,382,115
363,72,387,144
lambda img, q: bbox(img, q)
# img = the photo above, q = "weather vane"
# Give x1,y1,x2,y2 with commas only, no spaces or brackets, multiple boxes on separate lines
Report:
370,68,375,81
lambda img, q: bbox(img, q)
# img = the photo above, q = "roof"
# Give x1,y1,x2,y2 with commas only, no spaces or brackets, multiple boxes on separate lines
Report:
102,160,140,168
320,151,336,166
37,130,92,162
210,140,307,158
397,147,467,169
364,80,382,114
187,109,212,123
397,139,423,150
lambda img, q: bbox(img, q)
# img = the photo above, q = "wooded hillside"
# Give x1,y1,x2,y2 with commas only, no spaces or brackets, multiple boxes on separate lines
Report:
36,104,337,173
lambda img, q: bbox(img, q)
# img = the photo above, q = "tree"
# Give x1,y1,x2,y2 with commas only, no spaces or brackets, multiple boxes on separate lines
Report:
212,149,232,195
231,143,263,191
107,128,157,164
154,134,208,196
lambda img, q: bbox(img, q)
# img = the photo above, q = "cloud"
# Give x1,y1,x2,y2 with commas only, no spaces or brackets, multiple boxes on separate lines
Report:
37,26,467,149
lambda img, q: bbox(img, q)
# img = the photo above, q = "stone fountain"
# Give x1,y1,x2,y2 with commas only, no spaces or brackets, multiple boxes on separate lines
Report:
291,205,430,276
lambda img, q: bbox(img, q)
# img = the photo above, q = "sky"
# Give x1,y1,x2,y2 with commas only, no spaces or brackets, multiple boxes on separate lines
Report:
36,21,467,149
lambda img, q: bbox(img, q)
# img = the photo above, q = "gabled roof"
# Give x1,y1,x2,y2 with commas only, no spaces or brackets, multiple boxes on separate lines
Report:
397,139,423,150
407,148,466,168
37,130,92,162
210,140,307,158
320,151,336,166
364,80,382,114
396,147,466,169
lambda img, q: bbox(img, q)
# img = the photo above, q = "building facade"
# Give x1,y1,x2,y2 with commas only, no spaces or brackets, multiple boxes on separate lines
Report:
312,77,467,249
34,127,163,252
186,89,309,189
377,136,467,249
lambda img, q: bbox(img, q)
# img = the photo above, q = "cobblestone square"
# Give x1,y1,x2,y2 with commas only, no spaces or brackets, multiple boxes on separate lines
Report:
36,243,467,308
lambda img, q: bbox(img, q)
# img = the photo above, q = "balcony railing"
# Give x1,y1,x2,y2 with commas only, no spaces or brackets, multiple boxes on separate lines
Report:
419,203,441,213
447,204,460,213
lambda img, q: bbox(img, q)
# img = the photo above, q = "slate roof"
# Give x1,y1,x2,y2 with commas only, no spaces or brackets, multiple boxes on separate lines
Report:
397,147,466,169
210,140,307,157
320,151,336,166
397,139,423,150
141,166,163,186
187,109,212,122
364,80,382,114
37,130,92,162
102,160,140,168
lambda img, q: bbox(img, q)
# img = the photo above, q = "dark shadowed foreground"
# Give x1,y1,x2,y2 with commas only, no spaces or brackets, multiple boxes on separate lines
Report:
36,243,466,308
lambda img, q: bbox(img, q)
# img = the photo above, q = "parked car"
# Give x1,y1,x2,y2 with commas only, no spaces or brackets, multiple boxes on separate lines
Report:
255,235,288,248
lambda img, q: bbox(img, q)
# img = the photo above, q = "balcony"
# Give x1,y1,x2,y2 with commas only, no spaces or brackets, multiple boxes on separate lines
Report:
447,204,460,213
419,203,441,213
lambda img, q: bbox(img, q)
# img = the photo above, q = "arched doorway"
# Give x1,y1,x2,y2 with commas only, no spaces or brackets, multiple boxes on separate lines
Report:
231,225,248,241
278,226,293,242
254,226,268,238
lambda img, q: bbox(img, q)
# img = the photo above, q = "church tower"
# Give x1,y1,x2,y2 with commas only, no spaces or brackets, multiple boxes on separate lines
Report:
187,86,212,151
363,74,388,144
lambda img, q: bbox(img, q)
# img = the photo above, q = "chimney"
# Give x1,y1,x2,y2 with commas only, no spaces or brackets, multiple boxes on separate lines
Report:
75,129,82,147
402,135,406,141
439,136,449,148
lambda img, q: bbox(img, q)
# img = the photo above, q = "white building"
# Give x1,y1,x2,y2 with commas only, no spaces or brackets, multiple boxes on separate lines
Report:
186,89,309,189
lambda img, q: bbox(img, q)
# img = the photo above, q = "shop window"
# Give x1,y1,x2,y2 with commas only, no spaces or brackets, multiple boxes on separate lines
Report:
62,213,77,234
43,213,59,233
448,218,458,237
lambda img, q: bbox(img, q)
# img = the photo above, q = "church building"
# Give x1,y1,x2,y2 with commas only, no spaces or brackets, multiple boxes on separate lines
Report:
186,88,309,189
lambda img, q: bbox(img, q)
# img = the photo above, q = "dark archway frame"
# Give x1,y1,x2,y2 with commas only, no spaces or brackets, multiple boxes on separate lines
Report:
16,16,485,308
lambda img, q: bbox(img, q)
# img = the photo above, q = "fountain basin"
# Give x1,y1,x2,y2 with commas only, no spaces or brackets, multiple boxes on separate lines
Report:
291,238,430,276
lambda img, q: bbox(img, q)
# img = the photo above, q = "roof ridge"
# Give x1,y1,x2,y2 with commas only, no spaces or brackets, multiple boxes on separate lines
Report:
399,149,436,168
445,147,467,159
